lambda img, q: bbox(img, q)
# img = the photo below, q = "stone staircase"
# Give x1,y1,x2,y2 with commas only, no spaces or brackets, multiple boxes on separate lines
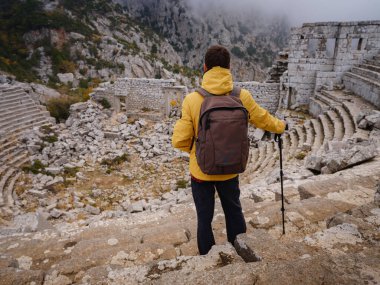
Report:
343,53,380,108
0,85,55,214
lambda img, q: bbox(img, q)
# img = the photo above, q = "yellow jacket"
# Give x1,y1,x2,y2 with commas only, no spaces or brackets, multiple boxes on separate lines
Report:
172,66,285,181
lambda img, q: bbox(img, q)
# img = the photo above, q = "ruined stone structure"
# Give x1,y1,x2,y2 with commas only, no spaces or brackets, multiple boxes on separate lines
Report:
281,21,380,109
94,78,187,118
95,79,283,117
235,82,281,114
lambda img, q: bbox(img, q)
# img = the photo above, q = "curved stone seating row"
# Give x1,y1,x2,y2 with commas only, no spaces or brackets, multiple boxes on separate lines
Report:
245,89,377,182
309,89,374,142
0,151,28,207
251,143,268,173
304,120,315,148
0,84,55,210
343,54,380,108
326,110,344,141
318,113,334,145
255,142,276,176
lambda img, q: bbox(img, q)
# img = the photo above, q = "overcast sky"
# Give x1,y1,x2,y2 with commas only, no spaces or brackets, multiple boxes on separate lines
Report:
188,0,380,25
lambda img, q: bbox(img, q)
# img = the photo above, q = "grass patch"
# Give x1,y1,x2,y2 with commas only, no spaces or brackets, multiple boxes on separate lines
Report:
42,135,58,144
22,159,46,174
176,179,187,190
295,151,307,160
101,153,130,167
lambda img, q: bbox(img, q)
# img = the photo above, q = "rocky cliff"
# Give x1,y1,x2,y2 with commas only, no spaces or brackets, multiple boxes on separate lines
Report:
117,0,290,81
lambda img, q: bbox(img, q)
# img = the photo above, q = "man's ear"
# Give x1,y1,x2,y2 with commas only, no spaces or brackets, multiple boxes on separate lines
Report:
203,63,208,73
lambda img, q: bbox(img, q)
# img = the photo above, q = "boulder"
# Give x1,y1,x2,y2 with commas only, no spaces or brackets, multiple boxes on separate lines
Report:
57,73,74,84
305,139,378,174
357,110,380,130
12,211,52,232
30,83,60,103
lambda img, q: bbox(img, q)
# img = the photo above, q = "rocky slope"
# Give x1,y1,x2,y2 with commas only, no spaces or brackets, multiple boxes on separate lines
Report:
0,0,289,88
0,0,197,88
118,0,290,81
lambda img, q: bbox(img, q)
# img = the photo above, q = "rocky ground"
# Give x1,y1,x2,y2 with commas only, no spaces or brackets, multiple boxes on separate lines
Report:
0,100,379,284
3,101,190,224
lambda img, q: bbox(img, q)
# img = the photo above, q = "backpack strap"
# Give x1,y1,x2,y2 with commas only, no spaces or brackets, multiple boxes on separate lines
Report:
196,88,214,97
230,86,241,98
196,87,241,98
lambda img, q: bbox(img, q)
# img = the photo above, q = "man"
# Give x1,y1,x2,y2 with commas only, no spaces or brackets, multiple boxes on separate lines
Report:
172,45,285,255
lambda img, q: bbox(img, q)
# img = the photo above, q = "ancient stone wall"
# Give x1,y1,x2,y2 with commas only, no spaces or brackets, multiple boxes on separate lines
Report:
285,21,380,108
236,82,280,114
94,78,187,116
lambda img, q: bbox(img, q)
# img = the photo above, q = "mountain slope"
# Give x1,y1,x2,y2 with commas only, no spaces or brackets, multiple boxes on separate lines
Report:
118,0,290,81
0,0,198,87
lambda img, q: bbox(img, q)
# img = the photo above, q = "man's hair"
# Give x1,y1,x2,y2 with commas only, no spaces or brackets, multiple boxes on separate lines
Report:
205,45,230,69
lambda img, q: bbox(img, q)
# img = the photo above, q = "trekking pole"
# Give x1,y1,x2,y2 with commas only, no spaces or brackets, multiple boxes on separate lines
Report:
274,133,285,235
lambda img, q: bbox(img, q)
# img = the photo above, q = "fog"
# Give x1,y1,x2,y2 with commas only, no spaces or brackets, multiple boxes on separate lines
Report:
188,0,380,25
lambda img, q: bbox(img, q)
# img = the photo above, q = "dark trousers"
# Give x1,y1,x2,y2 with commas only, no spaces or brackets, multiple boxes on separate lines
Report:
191,176,247,255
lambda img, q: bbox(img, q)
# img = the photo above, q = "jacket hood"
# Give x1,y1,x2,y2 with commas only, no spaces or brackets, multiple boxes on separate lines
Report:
201,66,233,95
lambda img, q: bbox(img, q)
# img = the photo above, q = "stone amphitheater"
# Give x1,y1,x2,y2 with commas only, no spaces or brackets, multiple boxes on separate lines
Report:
0,85,55,214
0,21,380,284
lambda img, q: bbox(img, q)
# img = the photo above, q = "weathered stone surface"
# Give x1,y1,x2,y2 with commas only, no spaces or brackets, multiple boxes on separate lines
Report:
57,73,74,84
235,230,314,263
85,205,101,215
12,212,52,232
105,244,243,285
298,175,378,200
142,225,190,246
248,197,355,230
357,110,380,130
0,267,44,285
305,223,363,249
305,139,378,173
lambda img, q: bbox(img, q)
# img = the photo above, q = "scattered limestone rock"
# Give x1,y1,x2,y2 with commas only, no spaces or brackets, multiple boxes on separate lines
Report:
107,238,119,246
357,110,380,130
85,205,101,215
44,270,72,285
57,73,74,84
304,223,363,250
16,256,33,270
305,139,378,173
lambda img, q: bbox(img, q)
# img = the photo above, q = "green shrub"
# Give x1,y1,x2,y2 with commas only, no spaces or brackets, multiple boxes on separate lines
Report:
79,78,89,89
46,96,80,122
247,44,257,56
176,179,187,190
22,159,46,174
231,46,245,59
99,98,111,109
42,135,58,144
151,44,158,54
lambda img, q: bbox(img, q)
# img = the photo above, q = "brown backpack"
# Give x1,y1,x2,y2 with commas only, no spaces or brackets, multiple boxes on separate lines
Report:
195,87,249,175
